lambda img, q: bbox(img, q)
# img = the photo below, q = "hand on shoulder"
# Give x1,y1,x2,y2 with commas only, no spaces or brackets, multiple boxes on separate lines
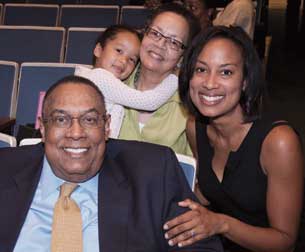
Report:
163,199,228,247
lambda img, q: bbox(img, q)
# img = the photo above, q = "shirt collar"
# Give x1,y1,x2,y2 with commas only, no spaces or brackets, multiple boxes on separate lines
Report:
40,156,99,199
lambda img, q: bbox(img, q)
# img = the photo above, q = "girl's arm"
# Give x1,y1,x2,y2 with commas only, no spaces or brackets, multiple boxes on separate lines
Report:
164,125,304,252
75,66,177,111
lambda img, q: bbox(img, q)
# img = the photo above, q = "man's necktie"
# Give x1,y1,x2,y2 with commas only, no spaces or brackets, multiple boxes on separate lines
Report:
51,182,82,252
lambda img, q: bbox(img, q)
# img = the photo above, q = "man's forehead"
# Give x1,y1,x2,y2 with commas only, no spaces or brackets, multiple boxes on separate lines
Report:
51,82,99,96
49,108,102,115
45,83,105,113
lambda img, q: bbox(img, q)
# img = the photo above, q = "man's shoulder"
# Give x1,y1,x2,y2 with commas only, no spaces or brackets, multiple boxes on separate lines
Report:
0,142,43,157
105,139,179,186
0,143,44,175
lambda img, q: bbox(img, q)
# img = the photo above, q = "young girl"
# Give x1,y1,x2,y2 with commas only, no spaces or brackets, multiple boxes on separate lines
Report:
75,25,178,138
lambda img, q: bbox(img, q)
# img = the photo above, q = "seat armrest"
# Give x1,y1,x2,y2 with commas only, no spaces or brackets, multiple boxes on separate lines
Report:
0,117,16,134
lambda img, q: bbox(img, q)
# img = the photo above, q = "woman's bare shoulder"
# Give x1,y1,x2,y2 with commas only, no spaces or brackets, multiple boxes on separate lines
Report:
261,122,303,175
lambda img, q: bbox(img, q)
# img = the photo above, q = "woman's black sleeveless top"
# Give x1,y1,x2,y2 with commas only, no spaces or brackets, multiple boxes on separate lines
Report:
196,119,305,252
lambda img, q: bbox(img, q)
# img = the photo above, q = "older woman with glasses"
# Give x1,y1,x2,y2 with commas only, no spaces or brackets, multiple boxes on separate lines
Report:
118,3,200,155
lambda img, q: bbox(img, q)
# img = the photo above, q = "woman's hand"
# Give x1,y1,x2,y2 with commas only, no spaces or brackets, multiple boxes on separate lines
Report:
163,199,228,247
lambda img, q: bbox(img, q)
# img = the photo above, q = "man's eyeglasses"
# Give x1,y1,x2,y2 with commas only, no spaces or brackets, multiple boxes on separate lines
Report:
145,27,186,51
43,112,108,129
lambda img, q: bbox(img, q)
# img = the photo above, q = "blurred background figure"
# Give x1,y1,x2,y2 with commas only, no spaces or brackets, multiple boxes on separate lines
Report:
184,0,214,30
213,0,255,38
184,0,256,37
140,0,184,9
285,0,305,55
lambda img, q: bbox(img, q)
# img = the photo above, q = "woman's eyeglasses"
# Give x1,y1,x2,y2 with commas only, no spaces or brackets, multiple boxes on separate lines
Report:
145,27,186,51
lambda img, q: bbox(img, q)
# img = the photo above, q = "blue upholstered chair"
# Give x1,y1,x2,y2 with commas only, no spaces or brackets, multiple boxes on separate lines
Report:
3,4,59,26
0,60,19,118
15,62,84,133
27,0,77,3
59,5,119,28
120,6,152,29
0,26,65,63
0,133,17,147
0,4,3,24
0,0,25,3
65,27,105,64
80,0,129,5
175,153,197,191
19,138,42,146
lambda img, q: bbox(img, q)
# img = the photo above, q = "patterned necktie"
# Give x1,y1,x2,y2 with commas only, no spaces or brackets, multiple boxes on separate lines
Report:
51,182,82,252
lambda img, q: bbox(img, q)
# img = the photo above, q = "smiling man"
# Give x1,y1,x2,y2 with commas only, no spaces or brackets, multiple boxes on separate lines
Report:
0,75,223,252
40,76,110,183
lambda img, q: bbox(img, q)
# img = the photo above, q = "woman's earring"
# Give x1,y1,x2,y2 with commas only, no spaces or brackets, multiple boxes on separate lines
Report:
242,80,247,91
176,57,183,69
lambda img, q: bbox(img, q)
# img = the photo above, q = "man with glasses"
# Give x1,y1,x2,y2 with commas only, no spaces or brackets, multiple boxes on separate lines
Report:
0,75,223,252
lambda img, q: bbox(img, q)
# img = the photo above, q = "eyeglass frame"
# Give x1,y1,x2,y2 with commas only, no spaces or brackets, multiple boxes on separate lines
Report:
145,27,187,51
42,109,109,129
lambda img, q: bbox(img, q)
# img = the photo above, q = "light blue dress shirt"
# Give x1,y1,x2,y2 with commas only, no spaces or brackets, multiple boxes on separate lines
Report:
14,156,100,252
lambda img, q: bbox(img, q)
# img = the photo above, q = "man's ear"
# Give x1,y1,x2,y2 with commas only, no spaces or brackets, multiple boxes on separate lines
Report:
39,117,46,143
104,114,111,141
93,43,103,58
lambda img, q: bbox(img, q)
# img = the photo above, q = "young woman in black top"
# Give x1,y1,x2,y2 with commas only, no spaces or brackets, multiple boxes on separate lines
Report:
163,26,304,252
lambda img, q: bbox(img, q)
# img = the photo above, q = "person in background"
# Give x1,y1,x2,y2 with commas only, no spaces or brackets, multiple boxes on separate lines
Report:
213,0,255,38
119,3,200,156
144,0,184,9
285,0,305,56
0,75,224,252
184,0,214,30
163,26,305,252
75,25,178,139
